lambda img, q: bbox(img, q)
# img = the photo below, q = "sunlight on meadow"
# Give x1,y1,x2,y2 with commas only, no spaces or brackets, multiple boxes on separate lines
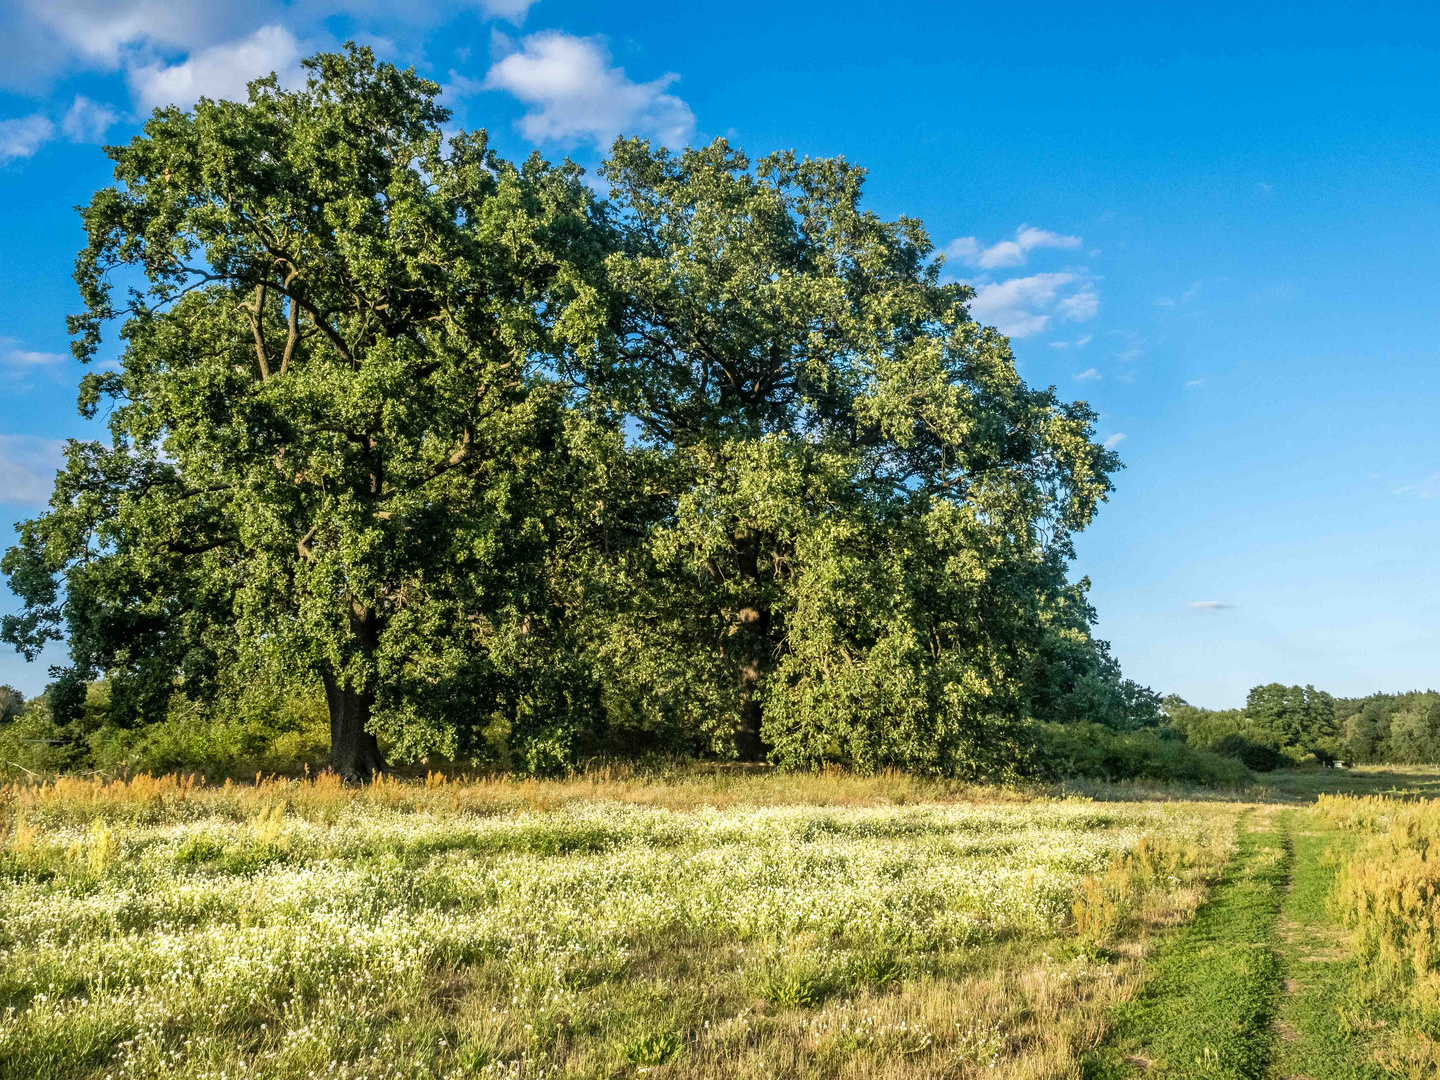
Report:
0,773,1234,1080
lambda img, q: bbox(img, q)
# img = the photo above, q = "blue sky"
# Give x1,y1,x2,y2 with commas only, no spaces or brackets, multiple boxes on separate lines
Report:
1,0,1438,707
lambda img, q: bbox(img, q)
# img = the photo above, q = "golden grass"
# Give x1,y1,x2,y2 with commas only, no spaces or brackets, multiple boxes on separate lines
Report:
1313,792,1440,1076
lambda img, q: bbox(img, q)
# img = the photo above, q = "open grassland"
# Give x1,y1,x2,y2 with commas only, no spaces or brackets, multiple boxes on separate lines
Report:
9,765,1440,1080
0,770,1237,1080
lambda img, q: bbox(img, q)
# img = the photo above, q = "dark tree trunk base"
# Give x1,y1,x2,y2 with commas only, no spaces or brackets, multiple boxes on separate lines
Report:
322,670,386,781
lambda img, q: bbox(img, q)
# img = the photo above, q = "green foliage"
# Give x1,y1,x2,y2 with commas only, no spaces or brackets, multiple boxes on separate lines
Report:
0,673,328,781
1,45,607,779
3,45,1136,782
1243,683,1340,758
0,686,24,725
1164,687,1440,770
624,1032,683,1066
1337,691,1440,765
1209,733,1284,773
567,138,1119,776
1034,722,1249,785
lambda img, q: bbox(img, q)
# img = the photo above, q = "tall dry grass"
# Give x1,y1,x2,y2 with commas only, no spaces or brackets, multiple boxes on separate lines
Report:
1315,793,1440,1075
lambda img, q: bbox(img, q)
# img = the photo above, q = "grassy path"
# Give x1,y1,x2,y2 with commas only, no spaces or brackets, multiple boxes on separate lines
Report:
1084,807,1392,1080
1083,810,1291,1080
1268,824,1387,1080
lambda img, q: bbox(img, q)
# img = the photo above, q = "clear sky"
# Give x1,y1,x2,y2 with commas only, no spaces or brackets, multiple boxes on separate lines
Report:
1,0,1438,707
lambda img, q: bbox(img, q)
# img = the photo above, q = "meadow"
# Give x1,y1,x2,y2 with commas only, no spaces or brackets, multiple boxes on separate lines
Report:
0,769,1236,1080
2,766,1438,1080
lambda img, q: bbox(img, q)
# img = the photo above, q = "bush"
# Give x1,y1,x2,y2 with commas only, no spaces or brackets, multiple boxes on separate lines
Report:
0,677,329,781
1034,722,1250,786
1209,733,1283,772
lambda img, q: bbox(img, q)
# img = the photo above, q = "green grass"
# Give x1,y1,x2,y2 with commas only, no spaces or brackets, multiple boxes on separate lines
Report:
1083,811,1291,1080
1261,764,1440,801
1084,803,1412,1080
1270,823,1388,1080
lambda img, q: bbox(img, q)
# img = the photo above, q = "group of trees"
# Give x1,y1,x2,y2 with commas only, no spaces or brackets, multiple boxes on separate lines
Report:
1163,684,1440,770
1,47,1161,780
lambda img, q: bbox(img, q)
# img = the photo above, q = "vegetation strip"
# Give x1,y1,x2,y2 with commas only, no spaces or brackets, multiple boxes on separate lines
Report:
1083,811,1290,1080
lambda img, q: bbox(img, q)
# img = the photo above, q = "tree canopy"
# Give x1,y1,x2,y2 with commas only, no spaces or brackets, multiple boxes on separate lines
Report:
3,45,1132,779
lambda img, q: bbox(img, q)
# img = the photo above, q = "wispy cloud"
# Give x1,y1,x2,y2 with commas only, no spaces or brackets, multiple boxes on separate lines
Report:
1057,288,1098,321
1394,475,1440,500
1074,367,1100,382
1,0,540,113
61,94,117,142
1102,433,1125,449
482,31,694,148
1157,281,1203,309
0,434,65,505
1189,600,1235,610
1,337,68,378
0,93,117,164
1185,378,1205,389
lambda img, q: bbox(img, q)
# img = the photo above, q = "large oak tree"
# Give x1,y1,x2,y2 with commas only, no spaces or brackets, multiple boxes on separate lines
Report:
1,47,603,778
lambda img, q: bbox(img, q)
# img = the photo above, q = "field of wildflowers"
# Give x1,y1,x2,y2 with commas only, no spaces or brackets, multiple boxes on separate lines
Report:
0,771,1236,1079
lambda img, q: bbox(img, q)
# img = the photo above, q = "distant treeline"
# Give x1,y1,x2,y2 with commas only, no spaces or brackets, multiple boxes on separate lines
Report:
1163,684,1440,771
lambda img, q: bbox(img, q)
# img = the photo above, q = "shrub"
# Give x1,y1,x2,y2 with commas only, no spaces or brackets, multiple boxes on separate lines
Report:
1034,722,1250,785
1209,733,1283,772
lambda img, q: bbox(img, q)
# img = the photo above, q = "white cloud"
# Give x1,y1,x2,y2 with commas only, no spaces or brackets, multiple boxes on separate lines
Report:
1185,378,1204,389
968,271,1098,339
1074,367,1100,382
943,236,979,262
1157,281,1202,308
483,31,694,147
61,95,116,142
1,338,68,372
1189,600,1235,610
1102,433,1126,449
19,0,243,69
946,224,1081,270
0,435,66,505
1057,288,1099,321
0,114,56,162
4,0,539,102
128,24,304,111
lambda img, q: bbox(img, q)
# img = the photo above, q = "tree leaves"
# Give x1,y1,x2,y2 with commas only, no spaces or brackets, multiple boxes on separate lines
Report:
4,45,1132,778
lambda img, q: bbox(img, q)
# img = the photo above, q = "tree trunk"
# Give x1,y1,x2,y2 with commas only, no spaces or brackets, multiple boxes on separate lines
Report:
321,670,385,781
320,603,386,781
